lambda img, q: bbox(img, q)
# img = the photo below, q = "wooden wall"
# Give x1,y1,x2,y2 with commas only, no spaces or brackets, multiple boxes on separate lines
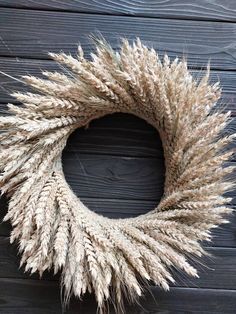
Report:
0,1,236,313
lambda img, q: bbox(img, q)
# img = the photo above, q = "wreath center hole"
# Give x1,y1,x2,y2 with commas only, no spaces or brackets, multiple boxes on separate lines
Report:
62,113,165,218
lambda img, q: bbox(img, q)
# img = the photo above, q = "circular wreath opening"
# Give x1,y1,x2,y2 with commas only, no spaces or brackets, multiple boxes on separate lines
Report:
0,38,235,313
61,112,165,219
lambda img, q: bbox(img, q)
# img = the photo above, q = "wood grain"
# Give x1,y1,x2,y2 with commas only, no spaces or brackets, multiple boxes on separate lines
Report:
0,8,236,69
62,153,165,200
63,114,236,157
0,236,236,289
61,151,236,203
0,278,235,314
0,2,236,312
0,0,236,22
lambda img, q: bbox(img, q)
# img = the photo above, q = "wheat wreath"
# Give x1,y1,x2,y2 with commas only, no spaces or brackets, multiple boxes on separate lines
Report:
0,38,235,313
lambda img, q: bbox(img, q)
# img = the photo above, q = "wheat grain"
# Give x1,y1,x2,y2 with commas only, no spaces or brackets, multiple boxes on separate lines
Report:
0,38,234,313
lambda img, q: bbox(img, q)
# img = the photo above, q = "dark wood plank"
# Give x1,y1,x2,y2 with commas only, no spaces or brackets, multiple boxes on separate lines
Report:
63,115,236,157
63,153,236,205
0,57,235,114
0,237,59,281
65,112,163,157
209,214,236,247
62,154,235,204
132,287,236,314
41,153,166,200
0,235,236,289
0,278,235,314
176,247,236,289
0,0,236,22
0,8,236,69
0,3,235,313
0,278,64,314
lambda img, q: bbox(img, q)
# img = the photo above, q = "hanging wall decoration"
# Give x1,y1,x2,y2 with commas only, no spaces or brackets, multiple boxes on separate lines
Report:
0,38,235,313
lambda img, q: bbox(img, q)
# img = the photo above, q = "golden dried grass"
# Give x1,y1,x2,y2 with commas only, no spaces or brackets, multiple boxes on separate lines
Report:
0,38,235,313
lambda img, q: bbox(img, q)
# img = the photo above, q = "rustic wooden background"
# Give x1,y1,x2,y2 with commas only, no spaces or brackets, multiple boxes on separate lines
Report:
0,1,236,313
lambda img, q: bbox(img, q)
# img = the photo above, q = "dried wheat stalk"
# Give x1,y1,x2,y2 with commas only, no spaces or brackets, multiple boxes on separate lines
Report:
0,38,235,313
